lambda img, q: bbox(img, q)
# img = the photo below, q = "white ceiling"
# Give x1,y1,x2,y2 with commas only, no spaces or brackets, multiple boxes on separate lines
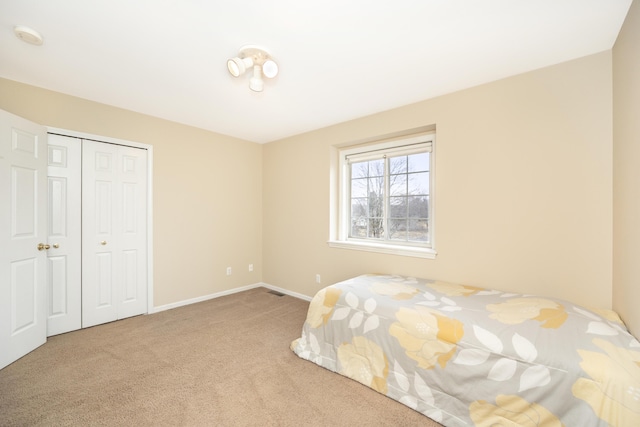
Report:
0,1,632,143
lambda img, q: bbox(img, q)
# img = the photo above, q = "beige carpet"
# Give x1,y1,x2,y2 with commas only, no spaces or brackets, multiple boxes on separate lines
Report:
0,287,444,427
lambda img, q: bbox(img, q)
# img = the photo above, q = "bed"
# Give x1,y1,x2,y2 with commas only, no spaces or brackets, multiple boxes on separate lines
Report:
291,274,640,426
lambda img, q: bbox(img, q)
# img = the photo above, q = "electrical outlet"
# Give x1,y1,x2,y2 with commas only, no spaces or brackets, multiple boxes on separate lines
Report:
316,274,321,284
226,267,232,276
249,264,254,272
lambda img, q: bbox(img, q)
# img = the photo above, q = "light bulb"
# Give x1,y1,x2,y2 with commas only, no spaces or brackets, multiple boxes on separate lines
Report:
262,60,278,78
249,65,264,92
227,57,253,77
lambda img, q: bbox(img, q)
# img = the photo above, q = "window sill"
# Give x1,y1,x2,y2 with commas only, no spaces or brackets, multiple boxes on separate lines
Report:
327,240,437,259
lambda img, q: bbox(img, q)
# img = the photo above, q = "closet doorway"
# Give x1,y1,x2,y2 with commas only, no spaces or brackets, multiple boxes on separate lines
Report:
47,133,150,334
0,109,154,369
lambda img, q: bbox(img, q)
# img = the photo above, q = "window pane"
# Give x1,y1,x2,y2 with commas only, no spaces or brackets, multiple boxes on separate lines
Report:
368,175,384,196
351,178,368,198
408,152,429,173
369,159,384,177
408,196,428,218
408,219,429,242
368,218,384,238
351,218,367,238
408,172,429,195
351,161,368,179
389,173,407,196
351,198,368,218
388,219,407,240
389,196,407,218
368,196,383,217
389,156,407,174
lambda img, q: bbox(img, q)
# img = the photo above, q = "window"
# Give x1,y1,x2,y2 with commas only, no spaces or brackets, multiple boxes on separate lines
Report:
329,132,436,259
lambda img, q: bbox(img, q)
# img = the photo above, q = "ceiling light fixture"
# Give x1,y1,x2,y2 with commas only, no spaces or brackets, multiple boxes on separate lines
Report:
227,45,278,92
14,25,43,46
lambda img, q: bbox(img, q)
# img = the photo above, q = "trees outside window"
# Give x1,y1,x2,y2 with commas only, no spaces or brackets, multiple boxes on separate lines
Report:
347,141,432,247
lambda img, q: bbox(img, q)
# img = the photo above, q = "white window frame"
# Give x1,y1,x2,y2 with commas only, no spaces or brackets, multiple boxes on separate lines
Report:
328,132,436,259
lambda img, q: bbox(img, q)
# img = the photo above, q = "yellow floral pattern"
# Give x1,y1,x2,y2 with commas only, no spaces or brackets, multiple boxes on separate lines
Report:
337,336,389,394
486,297,568,328
470,395,563,426
572,338,640,425
306,286,342,328
389,306,464,369
589,307,624,324
370,280,420,300
427,281,484,297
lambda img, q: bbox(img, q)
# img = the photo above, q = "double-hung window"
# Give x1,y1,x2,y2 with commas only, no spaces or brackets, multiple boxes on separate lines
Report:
330,132,436,259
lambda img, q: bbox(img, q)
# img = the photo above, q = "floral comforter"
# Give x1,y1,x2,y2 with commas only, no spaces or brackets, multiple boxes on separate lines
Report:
291,274,640,426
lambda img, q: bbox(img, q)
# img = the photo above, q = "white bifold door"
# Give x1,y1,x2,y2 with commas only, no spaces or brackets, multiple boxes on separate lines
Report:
46,135,82,336
46,135,148,334
82,140,148,328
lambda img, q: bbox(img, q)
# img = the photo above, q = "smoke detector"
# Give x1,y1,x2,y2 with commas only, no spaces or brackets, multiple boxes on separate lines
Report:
14,26,43,46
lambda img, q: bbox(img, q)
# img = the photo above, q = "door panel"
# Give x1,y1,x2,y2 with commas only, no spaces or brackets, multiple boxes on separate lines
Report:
0,109,47,370
12,167,36,235
83,143,117,327
122,250,138,301
11,259,37,332
96,252,113,306
48,256,67,314
82,140,147,327
118,146,147,319
46,135,81,336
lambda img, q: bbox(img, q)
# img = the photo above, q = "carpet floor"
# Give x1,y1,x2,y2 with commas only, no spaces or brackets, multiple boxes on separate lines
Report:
0,287,443,426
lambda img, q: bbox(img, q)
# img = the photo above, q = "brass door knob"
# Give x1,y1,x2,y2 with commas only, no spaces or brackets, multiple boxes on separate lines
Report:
100,241,107,245
53,243,60,249
37,243,50,251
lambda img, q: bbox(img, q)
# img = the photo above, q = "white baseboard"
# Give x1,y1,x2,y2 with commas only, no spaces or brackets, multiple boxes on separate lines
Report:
261,282,313,302
151,282,312,314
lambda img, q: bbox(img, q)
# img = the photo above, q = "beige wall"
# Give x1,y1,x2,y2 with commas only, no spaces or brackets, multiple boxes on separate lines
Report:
0,78,263,307
263,52,614,309
0,48,620,318
613,1,640,337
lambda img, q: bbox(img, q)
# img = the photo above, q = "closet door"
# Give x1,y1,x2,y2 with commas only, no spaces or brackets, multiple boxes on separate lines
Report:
0,110,47,370
46,134,81,336
82,140,147,328
115,143,148,320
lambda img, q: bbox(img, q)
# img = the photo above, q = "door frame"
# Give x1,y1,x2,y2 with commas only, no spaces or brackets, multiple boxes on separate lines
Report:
47,127,154,315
